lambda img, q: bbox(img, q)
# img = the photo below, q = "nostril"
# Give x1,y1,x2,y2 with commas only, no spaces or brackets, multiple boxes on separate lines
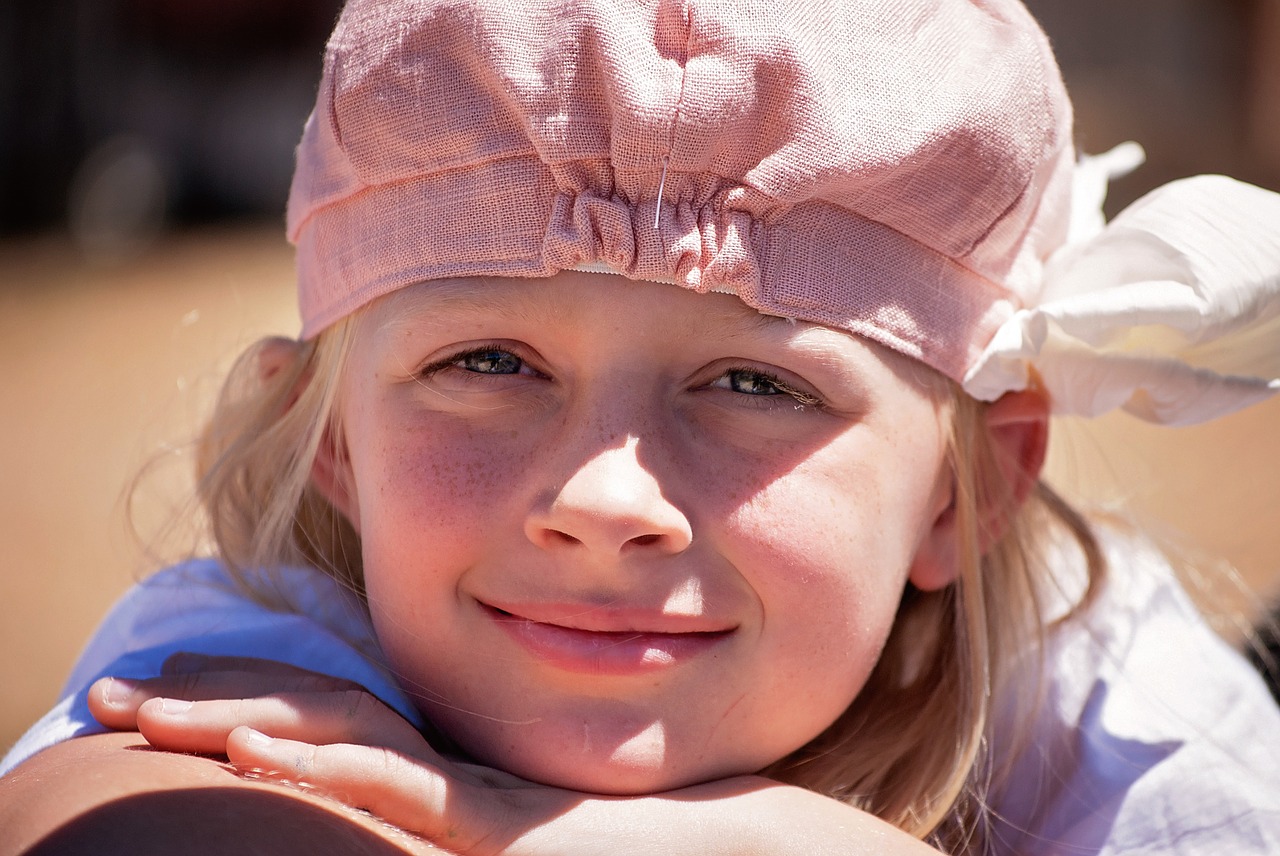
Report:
629,534,660,547
548,529,582,547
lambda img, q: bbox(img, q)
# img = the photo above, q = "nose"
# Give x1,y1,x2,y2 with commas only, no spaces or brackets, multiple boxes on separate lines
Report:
524,436,693,556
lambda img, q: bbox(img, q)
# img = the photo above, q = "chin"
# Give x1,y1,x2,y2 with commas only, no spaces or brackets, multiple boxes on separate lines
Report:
511,754,726,796
421,693,779,795
461,727,751,796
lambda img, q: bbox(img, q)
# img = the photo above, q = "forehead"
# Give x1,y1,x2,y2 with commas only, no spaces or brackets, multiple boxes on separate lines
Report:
363,272,792,338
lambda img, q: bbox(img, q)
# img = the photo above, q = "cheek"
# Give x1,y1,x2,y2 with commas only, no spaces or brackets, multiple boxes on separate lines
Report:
349,418,543,655
353,420,533,554
731,479,904,671
716,489,906,757
718,433,946,698
724,450,919,595
352,420,540,681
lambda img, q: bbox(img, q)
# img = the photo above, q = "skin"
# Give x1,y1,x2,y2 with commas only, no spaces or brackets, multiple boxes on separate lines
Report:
316,271,955,794
0,731,447,856
0,272,1051,854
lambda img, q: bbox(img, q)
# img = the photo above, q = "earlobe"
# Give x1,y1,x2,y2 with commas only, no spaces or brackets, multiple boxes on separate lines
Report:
907,386,1050,592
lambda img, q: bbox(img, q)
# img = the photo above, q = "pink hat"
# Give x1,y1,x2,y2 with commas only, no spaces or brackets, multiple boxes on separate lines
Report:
287,0,1074,385
288,0,1280,425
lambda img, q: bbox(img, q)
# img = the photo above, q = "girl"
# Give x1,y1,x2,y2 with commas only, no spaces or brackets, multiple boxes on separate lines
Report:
3,0,1280,852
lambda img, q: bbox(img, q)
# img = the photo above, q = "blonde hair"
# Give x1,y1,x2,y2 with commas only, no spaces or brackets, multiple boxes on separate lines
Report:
192,323,1106,855
195,320,363,602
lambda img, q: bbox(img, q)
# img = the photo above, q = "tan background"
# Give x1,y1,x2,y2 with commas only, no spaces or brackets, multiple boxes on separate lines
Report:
3,2,1280,757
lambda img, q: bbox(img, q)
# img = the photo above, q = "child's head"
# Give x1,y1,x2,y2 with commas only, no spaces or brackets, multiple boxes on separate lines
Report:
189,0,1277,845
321,271,956,790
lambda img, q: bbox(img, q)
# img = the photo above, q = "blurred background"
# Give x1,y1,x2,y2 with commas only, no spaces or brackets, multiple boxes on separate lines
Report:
2,1,1279,755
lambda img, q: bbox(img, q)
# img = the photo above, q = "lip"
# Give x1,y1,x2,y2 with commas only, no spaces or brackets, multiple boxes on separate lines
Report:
483,604,734,676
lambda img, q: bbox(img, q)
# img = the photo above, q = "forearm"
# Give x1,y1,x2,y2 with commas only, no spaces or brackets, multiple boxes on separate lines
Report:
65,667,946,855
0,734,942,856
0,733,445,856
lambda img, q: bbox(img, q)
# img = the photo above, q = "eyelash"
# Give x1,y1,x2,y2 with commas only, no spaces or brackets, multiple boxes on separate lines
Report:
716,366,824,408
417,346,825,409
418,343,539,381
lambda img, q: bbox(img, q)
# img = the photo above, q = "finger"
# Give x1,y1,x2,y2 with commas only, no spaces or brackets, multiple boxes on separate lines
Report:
226,728,493,853
161,653,344,679
89,668,366,730
451,760,543,790
135,690,433,760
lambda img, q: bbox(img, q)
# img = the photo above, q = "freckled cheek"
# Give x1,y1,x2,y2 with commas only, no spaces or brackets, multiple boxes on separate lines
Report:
353,420,538,556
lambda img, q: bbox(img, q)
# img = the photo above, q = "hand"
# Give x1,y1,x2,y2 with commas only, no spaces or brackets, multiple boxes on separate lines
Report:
89,654,412,755
89,657,941,855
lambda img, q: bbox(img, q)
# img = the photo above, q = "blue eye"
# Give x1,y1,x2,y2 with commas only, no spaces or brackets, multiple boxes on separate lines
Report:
417,345,540,384
458,349,523,374
725,369,786,395
712,367,823,407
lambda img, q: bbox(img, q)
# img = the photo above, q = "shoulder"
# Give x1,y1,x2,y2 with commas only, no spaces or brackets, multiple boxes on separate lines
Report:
0,732,445,856
993,531,1280,854
65,558,379,673
1,559,419,777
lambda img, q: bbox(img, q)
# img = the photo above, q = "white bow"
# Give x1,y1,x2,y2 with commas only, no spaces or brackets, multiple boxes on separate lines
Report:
964,145,1280,426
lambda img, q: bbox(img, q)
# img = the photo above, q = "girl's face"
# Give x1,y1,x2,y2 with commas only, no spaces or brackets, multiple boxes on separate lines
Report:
327,270,953,794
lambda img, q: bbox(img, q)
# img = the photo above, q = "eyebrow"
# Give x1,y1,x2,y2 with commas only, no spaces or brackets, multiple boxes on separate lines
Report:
363,276,907,393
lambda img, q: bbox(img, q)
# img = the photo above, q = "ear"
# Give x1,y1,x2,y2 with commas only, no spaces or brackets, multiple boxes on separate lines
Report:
908,386,1050,592
983,384,1051,510
258,337,305,405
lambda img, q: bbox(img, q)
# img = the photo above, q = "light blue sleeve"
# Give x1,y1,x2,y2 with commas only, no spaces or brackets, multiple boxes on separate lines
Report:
0,559,422,775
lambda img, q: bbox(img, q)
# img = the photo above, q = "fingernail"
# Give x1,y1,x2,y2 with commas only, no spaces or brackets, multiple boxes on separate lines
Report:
158,698,193,715
101,678,136,706
243,728,273,748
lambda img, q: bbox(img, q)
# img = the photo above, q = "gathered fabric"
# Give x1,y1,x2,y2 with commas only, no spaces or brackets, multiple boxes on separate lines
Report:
289,0,1071,384
287,0,1279,424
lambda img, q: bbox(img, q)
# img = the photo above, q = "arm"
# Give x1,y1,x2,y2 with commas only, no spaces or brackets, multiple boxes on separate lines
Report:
0,559,420,778
220,732,943,856
0,732,446,856
0,732,938,856
69,661,944,856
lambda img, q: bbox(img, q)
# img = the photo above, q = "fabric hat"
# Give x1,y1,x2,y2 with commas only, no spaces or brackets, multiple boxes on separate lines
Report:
287,0,1280,425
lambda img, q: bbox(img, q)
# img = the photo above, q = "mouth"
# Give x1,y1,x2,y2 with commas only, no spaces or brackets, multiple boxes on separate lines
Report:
483,604,734,676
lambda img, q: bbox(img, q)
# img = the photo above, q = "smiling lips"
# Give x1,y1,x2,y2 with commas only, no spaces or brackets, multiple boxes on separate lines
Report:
483,604,734,676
